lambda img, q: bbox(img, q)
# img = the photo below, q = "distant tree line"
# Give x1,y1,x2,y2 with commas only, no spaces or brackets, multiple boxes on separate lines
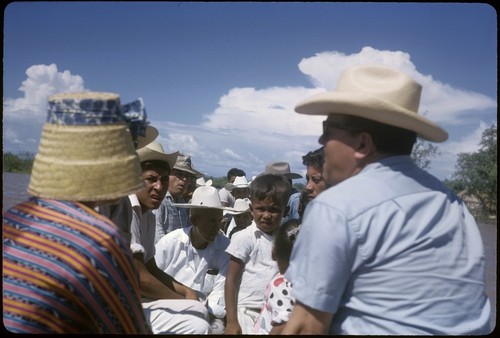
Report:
3,151,35,174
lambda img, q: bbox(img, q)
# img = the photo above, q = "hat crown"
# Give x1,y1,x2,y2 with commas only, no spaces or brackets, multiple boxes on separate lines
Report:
265,162,292,175
190,186,223,207
336,65,421,113
232,176,249,187
233,198,251,212
136,141,178,169
196,177,213,187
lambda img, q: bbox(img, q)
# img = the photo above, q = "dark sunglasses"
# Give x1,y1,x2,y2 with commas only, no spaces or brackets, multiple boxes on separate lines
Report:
321,121,361,140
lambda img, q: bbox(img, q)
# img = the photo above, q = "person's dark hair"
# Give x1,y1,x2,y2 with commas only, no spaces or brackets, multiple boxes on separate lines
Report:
302,147,325,170
141,160,170,173
274,218,300,263
340,114,417,155
227,168,246,181
250,173,291,206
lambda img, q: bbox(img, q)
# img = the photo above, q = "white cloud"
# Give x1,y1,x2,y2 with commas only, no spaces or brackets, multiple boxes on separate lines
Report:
3,48,496,181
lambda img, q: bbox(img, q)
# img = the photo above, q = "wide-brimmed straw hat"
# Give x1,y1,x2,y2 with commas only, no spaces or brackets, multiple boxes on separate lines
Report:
225,176,250,192
121,97,158,149
196,177,213,187
27,91,144,201
135,126,158,149
264,162,302,179
174,186,228,210
294,65,448,143
137,141,178,170
173,153,204,178
224,198,251,215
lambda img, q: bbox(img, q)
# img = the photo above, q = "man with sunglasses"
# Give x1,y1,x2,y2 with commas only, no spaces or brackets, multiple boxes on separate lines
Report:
283,65,491,335
154,153,203,244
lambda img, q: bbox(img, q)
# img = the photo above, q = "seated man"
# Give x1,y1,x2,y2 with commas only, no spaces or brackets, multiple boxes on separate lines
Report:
127,141,211,334
155,186,232,334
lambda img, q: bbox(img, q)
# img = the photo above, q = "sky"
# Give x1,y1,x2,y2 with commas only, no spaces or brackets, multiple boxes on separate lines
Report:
3,2,497,182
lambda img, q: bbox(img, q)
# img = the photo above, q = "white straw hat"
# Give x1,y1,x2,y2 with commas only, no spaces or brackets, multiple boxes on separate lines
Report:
27,91,144,201
225,176,250,192
224,198,251,215
264,162,302,179
137,141,178,170
295,64,448,142
196,177,213,187
174,186,228,210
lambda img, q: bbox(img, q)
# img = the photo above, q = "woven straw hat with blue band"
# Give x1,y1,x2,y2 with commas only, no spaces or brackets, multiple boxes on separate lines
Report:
28,92,145,202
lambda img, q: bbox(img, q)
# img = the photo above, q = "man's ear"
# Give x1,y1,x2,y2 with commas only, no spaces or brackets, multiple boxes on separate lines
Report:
354,132,374,160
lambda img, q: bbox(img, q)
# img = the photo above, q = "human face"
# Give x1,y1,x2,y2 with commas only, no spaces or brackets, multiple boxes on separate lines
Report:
233,211,253,228
319,116,362,186
136,167,169,212
251,196,286,235
232,187,250,200
191,208,223,247
304,165,327,202
169,169,190,198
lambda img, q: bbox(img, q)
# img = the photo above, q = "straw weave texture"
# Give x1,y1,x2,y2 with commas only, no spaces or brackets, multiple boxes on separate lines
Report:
28,123,144,201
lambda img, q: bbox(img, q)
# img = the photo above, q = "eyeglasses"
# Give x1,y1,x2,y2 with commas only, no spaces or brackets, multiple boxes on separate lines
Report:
321,121,360,141
171,170,190,180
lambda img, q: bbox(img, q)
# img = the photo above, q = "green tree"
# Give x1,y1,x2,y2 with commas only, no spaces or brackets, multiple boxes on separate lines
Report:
452,124,497,217
3,151,35,174
411,139,440,171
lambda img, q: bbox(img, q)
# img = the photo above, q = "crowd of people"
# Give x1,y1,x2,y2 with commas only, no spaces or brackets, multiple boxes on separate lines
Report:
3,65,491,335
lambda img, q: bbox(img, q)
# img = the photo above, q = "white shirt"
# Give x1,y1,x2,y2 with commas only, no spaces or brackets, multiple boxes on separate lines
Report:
129,194,156,263
154,227,230,318
225,223,279,309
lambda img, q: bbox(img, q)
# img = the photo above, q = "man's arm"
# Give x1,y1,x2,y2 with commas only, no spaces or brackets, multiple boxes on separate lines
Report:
145,257,200,300
281,301,333,335
224,256,244,335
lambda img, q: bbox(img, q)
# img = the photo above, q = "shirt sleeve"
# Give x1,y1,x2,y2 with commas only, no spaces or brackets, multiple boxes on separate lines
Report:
285,200,355,314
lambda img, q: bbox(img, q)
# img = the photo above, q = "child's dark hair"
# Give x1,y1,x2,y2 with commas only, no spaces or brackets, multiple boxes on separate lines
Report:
274,218,300,263
250,173,291,206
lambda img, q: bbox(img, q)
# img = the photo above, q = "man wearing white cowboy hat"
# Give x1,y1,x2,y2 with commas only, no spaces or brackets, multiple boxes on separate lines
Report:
121,141,212,334
154,153,204,244
224,198,253,238
282,65,490,335
155,186,232,334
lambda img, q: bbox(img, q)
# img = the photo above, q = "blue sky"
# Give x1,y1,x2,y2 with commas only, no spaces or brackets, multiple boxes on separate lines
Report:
3,2,497,181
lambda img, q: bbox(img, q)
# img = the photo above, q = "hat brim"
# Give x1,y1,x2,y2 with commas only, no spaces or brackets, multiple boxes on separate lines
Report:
135,126,159,149
173,203,228,210
224,208,251,215
139,150,178,170
295,91,448,143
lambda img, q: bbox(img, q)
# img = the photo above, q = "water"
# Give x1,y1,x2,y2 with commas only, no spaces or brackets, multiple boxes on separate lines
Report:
2,172,497,330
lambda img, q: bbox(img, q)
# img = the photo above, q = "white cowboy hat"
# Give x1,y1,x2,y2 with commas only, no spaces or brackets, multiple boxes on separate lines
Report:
224,198,251,215
225,176,250,192
294,64,448,143
174,186,228,210
173,153,204,178
137,141,178,170
196,177,213,187
264,162,302,179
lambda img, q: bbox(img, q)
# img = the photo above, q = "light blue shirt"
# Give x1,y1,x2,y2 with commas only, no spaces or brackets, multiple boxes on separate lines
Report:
153,192,191,244
285,155,491,335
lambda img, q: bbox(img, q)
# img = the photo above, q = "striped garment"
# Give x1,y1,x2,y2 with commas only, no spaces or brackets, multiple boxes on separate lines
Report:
3,197,150,334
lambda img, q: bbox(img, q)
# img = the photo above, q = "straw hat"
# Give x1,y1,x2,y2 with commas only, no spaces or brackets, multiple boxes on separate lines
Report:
294,65,448,142
27,91,144,201
224,198,251,215
173,153,204,178
121,97,158,149
137,141,178,170
264,162,302,179
174,186,228,210
196,177,213,187
225,176,250,192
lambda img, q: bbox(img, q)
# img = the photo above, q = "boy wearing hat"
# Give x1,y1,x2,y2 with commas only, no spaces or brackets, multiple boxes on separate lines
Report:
154,153,203,244
282,65,490,334
155,186,232,334
3,92,150,333
128,142,211,334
